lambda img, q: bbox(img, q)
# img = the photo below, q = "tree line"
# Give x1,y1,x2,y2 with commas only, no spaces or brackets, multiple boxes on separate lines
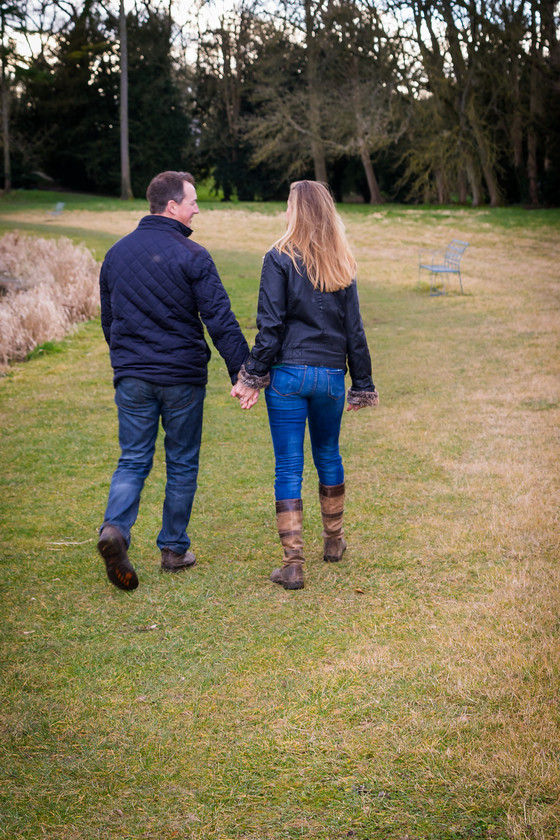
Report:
3,0,560,205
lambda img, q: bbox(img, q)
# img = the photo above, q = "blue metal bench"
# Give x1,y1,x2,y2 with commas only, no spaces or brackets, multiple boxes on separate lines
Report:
418,239,469,295
47,201,65,218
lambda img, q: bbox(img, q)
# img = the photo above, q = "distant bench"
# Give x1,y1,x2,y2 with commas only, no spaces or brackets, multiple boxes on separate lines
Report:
418,239,469,295
47,202,65,218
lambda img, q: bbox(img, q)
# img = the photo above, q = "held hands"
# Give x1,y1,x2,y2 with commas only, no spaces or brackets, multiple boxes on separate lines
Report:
232,386,365,411
231,381,377,412
231,380,260,410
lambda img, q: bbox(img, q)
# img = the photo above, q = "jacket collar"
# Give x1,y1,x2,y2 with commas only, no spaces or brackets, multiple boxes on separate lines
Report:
138,215,192,238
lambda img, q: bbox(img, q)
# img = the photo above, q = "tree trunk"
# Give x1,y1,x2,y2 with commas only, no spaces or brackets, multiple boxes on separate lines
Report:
481,155,501,206
349,53,382,204
435,169,449,204
466,158,482,207
119,0,133,200
359,146,382,204
2,80,10,194
1,9,11,193
540,0,560,184
527,3,540,207
510,51,523,171
304,0,327,182
511,63,525,201
527,116,539,206
470,121,501,206
457,168,467,204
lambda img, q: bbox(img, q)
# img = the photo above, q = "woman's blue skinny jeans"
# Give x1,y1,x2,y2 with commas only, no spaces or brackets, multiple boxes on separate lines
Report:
264,365,345,501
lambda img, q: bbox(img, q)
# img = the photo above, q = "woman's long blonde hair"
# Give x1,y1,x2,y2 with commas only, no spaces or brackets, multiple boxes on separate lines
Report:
273,180,356,292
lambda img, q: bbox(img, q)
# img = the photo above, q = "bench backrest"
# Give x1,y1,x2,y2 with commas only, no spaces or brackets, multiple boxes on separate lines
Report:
444,239,469,269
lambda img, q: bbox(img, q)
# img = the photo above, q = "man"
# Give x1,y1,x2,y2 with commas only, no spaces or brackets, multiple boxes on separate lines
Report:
98,171,249,591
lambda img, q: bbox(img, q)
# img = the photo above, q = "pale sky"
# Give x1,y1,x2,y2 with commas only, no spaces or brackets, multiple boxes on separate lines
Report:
14,0,238,61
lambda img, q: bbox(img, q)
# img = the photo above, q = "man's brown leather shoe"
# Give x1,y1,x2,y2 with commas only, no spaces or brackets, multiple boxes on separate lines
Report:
161,548,197,572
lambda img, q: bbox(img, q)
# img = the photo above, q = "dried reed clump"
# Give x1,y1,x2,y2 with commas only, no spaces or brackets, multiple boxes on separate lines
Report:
0,231,99,368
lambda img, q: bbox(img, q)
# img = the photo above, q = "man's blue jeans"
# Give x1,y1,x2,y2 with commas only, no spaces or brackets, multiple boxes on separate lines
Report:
265,365,345,501
102,377,206,553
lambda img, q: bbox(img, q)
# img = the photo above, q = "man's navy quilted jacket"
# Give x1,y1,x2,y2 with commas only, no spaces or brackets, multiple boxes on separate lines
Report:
100,215,249,386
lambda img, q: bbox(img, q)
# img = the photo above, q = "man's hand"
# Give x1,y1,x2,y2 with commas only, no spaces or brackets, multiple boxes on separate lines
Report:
231,381,260,410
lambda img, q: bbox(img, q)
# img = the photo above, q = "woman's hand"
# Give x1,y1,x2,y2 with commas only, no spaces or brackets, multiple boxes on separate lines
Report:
346,388,379,411
231,381,260,410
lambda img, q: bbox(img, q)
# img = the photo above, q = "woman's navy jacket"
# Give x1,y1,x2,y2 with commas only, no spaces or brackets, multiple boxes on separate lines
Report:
243,248,374,391
100,215,249,386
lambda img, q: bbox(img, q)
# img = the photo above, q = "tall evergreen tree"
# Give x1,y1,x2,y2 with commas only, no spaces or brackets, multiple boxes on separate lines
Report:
1,0,30,192
18,0,118,192
14,0,191,195
124,3,191,196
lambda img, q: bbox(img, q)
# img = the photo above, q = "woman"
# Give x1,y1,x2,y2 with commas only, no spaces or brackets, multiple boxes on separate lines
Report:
232,180,378,590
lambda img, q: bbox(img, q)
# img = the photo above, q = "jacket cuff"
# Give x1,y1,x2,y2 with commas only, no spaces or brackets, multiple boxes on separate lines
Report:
347,387,379,407
238,364,270,390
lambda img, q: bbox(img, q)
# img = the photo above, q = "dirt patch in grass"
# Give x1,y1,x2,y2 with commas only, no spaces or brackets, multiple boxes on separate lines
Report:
6,208,286,256
8,204,560,293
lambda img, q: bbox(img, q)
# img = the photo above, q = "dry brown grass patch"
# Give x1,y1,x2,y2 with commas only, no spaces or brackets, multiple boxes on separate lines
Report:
0,231,99,367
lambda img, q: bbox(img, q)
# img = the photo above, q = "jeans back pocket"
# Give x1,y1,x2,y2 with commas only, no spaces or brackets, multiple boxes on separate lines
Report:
326,370,345,401
270,365,306,396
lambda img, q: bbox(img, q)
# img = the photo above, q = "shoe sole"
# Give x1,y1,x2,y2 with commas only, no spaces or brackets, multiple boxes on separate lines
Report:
98,532,139,591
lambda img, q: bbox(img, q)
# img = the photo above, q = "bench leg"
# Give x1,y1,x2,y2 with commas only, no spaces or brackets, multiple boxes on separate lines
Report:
429,272,445,296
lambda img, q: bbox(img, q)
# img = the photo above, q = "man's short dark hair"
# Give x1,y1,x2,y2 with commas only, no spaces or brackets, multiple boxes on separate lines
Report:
146,171,195,214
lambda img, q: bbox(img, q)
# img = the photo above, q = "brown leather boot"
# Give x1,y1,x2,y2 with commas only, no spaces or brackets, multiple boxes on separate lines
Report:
319,482,347,562
270,499,305,590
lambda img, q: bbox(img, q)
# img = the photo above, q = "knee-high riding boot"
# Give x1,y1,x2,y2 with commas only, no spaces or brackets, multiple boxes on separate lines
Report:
319,482,347,562
270,499,305,590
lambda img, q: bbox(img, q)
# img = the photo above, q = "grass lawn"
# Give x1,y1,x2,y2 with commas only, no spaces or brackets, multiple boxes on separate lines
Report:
0,193,559,839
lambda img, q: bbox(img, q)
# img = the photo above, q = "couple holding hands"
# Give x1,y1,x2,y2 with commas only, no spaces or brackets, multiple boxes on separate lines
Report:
98,173,378,593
